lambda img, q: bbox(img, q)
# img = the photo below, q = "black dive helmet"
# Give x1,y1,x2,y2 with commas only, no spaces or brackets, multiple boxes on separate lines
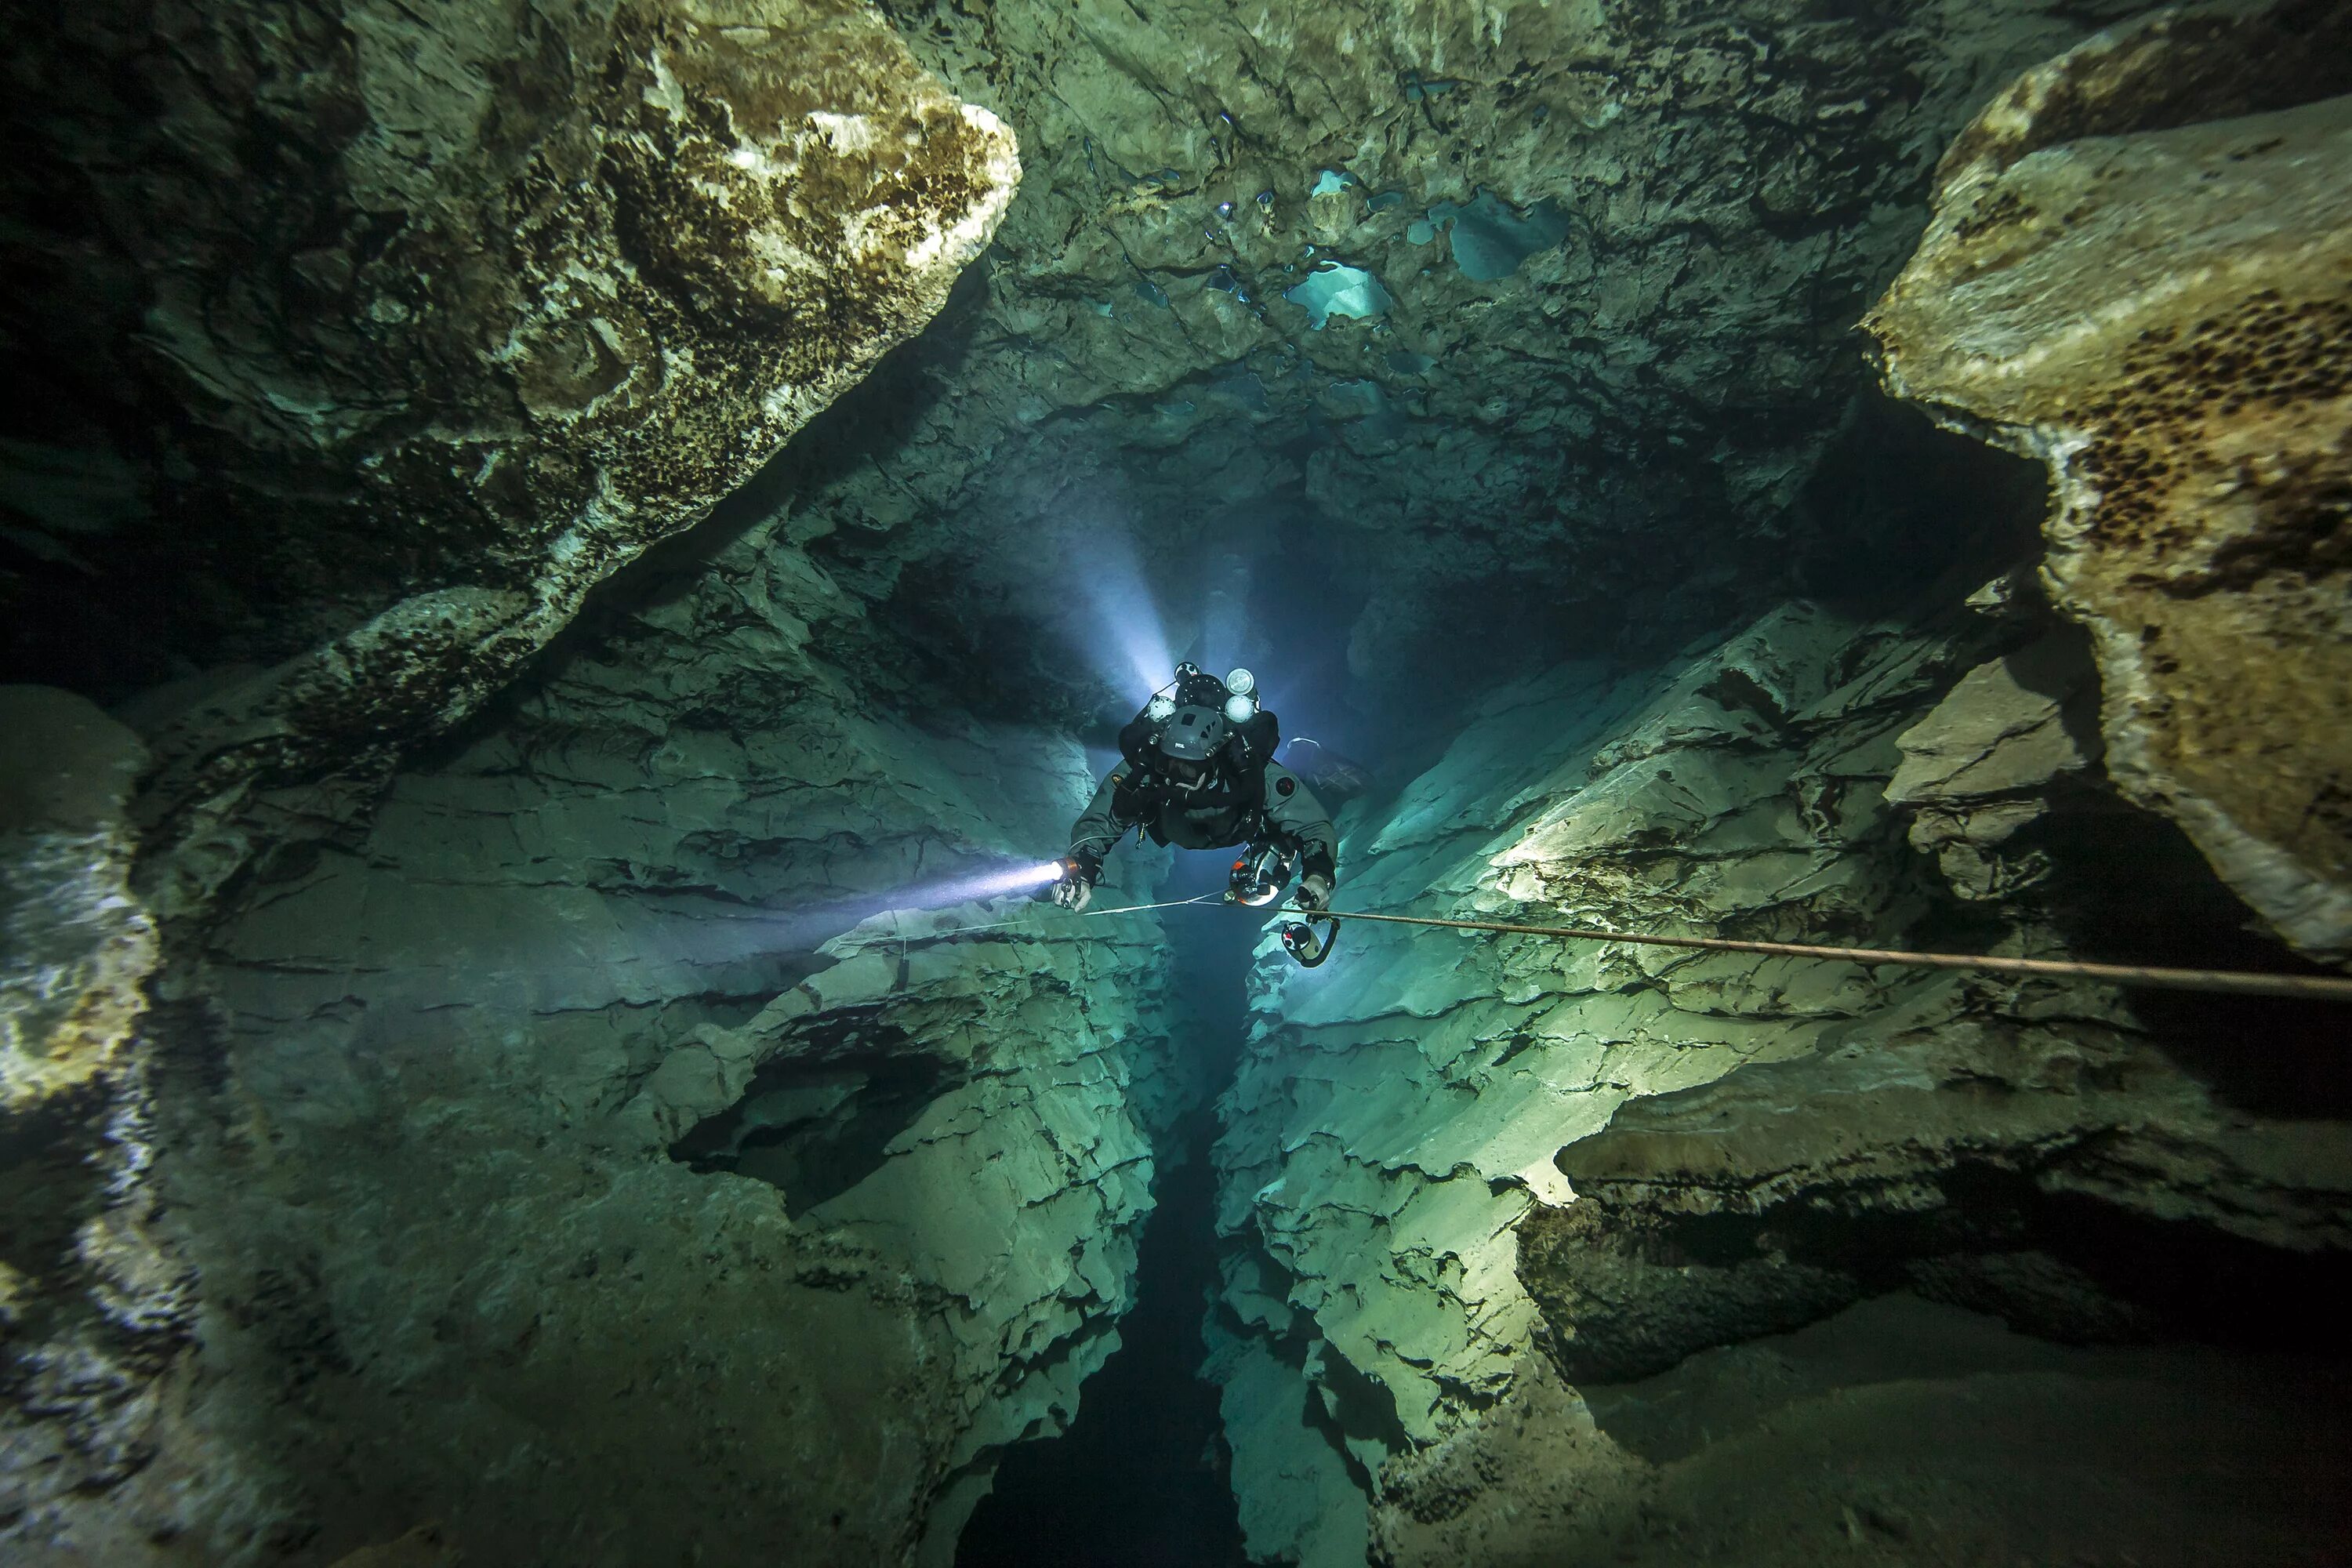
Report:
1120,661,1279,775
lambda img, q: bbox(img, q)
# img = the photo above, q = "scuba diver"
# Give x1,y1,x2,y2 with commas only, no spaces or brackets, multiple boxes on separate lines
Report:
1054,662,1337,920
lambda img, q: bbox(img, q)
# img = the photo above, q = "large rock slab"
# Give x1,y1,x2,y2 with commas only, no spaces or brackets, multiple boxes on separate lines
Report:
3,0,1018,913
59,505,1200,1566
1865,0,2352,960
716,0,2142,710
1214,590,2352,1562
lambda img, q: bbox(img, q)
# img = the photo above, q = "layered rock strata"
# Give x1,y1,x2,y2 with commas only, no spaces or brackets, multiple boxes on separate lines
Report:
731,0,2149,706
2,0,1018,914
1866,0,2352,961
2,501,1199,1564
1210,593,2352,1564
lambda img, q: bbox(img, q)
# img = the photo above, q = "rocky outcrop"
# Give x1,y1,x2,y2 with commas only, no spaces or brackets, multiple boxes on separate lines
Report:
1883,627,2102,899
706,0,2146,710
0,691,190,1556
1210,590,2352,1563
2,0,1018,914
1865,0,2352,961
0,500,1202,1565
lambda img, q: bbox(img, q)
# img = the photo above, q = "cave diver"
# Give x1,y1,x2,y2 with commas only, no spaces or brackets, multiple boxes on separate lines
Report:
1054,663,1338,959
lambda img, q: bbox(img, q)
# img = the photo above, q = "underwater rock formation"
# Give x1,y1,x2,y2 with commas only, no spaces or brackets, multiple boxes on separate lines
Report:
745,0,2150,704
1883,628,2103,900
1866,0,2352,962
1211,589,2352,1563
0,495,1195,1561
6,502,1196,1563
0,691,190,1552
2,0,1018,915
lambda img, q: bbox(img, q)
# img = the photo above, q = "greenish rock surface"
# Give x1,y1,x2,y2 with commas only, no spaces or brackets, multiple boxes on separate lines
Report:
2,0,1019,918
733,0,2148,702
1210,592,2352,1562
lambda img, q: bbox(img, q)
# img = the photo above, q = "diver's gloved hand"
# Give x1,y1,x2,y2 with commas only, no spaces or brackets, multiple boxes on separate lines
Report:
1054,855,1098,912
1293,873,1333,912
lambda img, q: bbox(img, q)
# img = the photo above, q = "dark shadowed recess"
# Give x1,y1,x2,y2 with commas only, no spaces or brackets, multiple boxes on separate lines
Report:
666,1018,946,1221
958,851,1257,1568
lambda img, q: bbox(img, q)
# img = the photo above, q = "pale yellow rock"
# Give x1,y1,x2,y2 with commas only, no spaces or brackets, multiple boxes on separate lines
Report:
1866,1,2352,960
0,688,157,1111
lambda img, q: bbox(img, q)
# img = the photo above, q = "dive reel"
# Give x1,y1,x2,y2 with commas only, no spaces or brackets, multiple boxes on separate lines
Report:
1225,842,1296,907
1227,843,1338,967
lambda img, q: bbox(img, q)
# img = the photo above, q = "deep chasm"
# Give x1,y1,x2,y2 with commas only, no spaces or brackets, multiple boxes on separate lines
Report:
2,1,2348,1565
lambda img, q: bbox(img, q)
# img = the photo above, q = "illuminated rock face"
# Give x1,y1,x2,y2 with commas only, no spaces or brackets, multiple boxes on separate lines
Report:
1864,1,2352,962
1212,595,2352,1566
0,691,187,1557
720,0,2140,704
2,510,1198,1563
3,0,1018,916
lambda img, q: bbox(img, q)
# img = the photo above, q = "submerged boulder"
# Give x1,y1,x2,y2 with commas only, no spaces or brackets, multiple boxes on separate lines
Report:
1214,590,2352,1565
1865,0,2352,962
4,0,1018,913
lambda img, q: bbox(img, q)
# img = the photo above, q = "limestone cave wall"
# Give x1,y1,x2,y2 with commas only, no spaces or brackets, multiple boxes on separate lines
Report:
2,1,2347,1565
1212,584,2350,1567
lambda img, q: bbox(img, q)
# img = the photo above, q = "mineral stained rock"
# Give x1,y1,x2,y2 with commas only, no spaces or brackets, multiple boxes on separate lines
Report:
738,0,2146,706
1211,592,2352,1563
1865,0,2352,961
0,688,154,1109
0,690,189,1557
2,0,1018,915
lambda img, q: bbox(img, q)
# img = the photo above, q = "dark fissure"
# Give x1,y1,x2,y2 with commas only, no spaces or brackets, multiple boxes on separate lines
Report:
5,1,2350,1564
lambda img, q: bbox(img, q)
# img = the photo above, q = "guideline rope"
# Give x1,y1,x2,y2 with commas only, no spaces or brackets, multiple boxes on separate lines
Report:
909,888,2350,1002
913,891,1227,940
1305,906,2352,1003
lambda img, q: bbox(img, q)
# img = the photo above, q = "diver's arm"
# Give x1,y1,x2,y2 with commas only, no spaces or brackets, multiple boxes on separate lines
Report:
1261,762,1337,904
1065,767,1138,880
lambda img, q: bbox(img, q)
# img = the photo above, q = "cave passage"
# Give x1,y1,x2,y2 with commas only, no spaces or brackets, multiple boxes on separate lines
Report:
956,848,1263,1568
6,2,2350,1563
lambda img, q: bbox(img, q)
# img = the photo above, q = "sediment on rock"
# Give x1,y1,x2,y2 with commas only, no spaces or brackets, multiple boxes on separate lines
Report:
1865,0,2352,963
1213,572,2352,1559
2,0,1019,919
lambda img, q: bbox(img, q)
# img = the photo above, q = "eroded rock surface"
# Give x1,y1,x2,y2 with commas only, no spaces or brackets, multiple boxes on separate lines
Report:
1866,0,2352,960
42,504,1200,1565
708,0,2147,707
1884,627,2103,898
1212,591,2352,1563
3,0,1018,914
0,690,189,1555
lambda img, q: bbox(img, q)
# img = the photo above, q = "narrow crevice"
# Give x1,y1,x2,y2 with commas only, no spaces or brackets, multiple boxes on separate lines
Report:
956,853,1260,1566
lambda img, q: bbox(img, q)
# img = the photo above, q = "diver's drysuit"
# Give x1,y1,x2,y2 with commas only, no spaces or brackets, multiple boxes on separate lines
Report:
1059,665,1336,911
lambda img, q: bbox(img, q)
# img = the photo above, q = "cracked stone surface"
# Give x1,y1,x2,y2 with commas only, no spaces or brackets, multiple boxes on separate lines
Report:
691,0,2148,712
1883,626,2103,899
2,0,1018,918
18,501,1203,1565
1210,589,2352,1563
1864,0,2352,962
0,690,194,1558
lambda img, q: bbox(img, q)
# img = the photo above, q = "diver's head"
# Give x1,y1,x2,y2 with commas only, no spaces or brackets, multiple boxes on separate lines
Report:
1156,703,1229,779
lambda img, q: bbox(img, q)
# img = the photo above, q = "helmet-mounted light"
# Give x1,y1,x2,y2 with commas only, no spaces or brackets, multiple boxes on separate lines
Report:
1146,692,1177,721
